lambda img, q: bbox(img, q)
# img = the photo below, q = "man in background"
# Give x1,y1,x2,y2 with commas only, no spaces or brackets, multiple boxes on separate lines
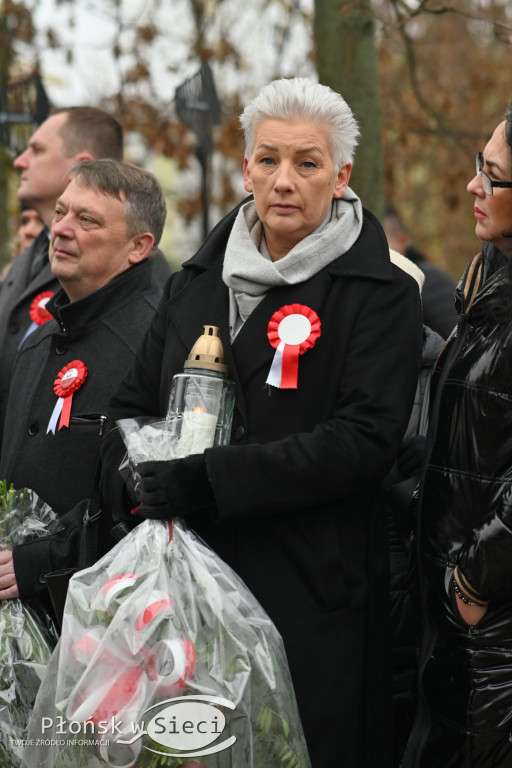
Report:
0,159,167,608
384,204,457,339
0,107,170,447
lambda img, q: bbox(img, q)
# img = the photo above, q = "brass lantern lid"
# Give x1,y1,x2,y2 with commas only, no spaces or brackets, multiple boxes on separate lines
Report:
184,325,228,373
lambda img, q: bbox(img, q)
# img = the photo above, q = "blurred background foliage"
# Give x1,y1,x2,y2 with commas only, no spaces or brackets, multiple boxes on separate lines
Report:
1,0,511,280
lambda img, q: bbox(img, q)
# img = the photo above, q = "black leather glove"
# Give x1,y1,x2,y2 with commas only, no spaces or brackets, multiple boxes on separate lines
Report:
130,454,215,520
397,434,427,478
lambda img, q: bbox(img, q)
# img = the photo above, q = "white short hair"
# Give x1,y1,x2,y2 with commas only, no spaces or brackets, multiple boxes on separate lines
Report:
239,77,360,169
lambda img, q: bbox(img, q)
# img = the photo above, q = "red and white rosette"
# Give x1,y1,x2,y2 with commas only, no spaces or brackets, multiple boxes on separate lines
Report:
30,290,54,325
46,360,87,434
266,304,321,389
18,290,54,349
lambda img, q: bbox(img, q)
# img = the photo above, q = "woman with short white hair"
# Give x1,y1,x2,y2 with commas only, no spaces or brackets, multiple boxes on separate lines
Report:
240,76,359,168
101,77,423,767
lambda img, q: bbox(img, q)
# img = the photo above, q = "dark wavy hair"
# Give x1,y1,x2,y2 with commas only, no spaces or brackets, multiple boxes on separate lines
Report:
468,106,512,328
506,104,512,165
502,104,512,243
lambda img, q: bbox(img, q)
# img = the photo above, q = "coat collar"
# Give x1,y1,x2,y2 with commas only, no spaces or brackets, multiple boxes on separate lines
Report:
17,231,55,304
47,259,153,337
168,201,394,392
183,197,394,284
21,260,56,300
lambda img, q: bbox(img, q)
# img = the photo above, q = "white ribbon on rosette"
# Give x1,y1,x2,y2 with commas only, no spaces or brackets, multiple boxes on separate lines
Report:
46,359,87,434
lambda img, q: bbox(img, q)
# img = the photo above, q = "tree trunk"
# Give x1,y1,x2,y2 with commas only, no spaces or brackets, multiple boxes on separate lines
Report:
314,0,384,219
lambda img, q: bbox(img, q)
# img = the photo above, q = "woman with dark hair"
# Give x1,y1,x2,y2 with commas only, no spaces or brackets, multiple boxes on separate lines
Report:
403,107,512,767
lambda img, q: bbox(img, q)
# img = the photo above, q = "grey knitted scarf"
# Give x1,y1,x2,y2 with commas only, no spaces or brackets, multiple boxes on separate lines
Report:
223,188,363,339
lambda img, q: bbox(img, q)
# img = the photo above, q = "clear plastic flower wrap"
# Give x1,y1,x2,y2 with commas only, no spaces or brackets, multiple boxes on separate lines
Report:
0,482,60,766
116,417,187,502
23,421,311,768
118,418,179,465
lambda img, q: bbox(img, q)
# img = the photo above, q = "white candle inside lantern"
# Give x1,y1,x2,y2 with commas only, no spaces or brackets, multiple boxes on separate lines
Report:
177,406,219,456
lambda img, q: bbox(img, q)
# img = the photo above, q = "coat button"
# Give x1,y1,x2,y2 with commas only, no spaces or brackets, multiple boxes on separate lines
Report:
235,426,245,441
55,345,67,355
28,422,39,436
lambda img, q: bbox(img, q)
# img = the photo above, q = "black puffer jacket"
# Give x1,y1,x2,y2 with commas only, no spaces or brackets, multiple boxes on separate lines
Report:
404,245,512,767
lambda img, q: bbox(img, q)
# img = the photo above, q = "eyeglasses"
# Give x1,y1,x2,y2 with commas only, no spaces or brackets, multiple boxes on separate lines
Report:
475,152,512,196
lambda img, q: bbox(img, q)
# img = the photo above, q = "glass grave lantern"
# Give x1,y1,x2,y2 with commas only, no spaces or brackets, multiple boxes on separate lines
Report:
166,325,236,456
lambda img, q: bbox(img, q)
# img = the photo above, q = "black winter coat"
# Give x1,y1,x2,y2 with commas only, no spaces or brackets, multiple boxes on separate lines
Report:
102,203,423,768
405,248,512,767
0,232,171,452
0,259,162,600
